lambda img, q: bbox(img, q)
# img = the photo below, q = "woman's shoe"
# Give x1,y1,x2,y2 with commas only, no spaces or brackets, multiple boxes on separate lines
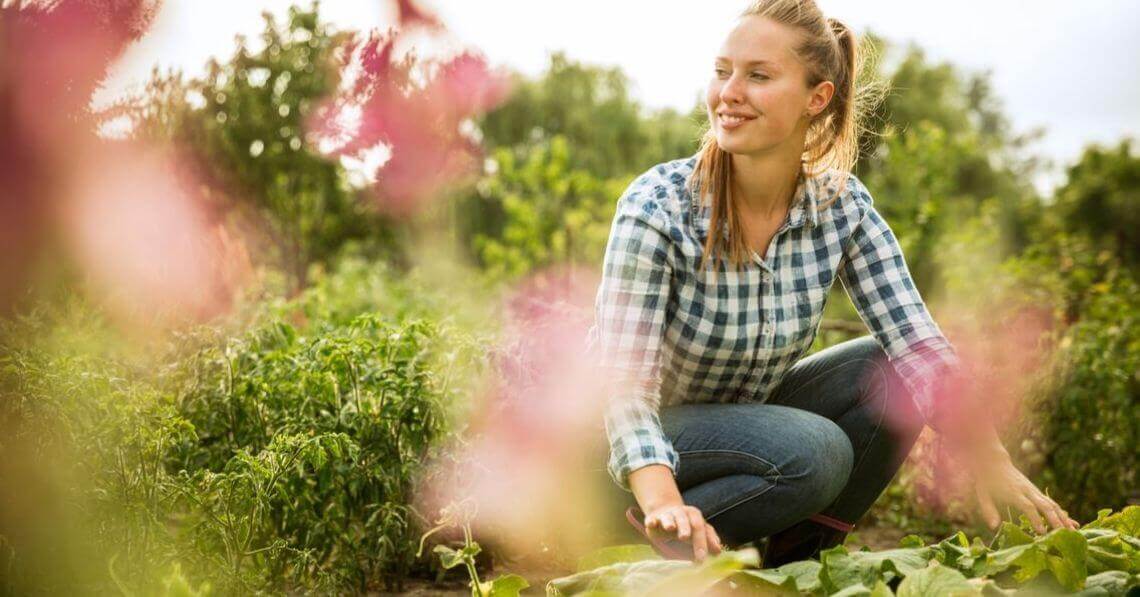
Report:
624,506,696,561
760,513,853,568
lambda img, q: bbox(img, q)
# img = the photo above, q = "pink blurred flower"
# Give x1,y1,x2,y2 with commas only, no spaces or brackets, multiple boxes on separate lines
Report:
61,141,252,326
415,266,617,560
394,0,443,30
307,10,512,216
1,0,162,313
895,306,1057,516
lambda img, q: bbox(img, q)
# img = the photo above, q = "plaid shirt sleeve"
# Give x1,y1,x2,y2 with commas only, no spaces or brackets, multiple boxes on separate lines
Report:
838,178,960,426
592,181,680,492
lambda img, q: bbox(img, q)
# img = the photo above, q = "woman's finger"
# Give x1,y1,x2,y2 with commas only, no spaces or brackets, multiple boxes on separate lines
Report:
1030,493,1065,531
674,509,692,541
688,511,708,561
707,523,724,554
975,484,1001,530
1015,497,1046,534
1050,500,1079,530
1029,484,1072,532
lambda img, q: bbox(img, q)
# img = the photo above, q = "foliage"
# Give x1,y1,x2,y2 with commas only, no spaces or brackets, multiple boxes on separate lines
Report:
0,253,487,594
1047,139,1140,264
122,4,404,294
547,507,1140,596
420,507,531,597
855,37,1045,298
454,52,703,274
478,51,703,180
1004,241,1140,521
463,136,627,279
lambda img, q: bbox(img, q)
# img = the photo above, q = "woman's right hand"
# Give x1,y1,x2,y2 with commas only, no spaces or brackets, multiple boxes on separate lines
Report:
643,503,724,562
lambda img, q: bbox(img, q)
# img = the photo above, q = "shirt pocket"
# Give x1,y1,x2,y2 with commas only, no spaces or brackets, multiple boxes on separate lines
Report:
782,282,830,348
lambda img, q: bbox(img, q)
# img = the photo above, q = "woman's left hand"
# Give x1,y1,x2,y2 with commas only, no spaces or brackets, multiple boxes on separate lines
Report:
973,454,1080,534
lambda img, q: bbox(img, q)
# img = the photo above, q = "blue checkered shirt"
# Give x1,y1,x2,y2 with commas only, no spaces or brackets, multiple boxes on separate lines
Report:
586,154,959,491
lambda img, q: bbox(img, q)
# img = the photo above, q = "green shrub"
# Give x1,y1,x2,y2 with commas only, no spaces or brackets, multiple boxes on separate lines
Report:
1030,262,1139,520
0,255,486,594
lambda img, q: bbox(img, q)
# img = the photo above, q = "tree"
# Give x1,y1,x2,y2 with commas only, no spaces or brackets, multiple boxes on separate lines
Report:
125,5,404,295
854,36,1046,297
1048,139,1140,264
477,51,703,179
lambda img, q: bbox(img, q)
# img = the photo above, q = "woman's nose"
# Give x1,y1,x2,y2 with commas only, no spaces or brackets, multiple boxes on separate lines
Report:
719,74,746,105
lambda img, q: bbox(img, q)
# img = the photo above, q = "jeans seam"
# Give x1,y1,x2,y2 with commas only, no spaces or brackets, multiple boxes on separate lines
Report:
676,448,782,479
774,355,875,407
706,482,778,522
677,449,783,522
847,359,890,477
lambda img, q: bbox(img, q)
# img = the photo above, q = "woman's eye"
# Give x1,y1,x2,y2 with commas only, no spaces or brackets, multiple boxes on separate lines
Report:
714,68,729,77
751,72,769,80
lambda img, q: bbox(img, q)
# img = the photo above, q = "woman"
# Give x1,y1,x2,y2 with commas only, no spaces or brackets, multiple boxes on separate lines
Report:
588,0,1078,567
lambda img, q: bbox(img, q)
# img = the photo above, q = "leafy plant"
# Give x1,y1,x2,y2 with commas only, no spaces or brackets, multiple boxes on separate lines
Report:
547,507,1140,596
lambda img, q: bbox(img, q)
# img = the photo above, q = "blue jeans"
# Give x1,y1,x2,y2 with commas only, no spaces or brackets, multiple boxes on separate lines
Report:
659,336,924,547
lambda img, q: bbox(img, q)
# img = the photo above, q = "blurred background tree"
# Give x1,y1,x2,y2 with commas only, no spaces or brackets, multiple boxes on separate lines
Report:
122,5,405,295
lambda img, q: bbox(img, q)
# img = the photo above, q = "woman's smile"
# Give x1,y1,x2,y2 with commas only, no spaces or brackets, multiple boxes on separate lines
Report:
718,113,757,130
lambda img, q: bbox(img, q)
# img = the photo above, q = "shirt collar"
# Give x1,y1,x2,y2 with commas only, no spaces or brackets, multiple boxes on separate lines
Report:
686,161,820,243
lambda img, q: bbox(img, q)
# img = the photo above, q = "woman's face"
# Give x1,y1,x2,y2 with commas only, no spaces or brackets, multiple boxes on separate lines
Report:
705,15,830,157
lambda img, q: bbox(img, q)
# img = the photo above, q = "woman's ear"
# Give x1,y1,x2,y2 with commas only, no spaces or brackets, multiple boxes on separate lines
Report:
806,80,835,117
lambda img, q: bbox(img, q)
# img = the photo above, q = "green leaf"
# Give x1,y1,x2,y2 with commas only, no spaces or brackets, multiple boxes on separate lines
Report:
545,559,689,596
994,522,1034,548
434,544,470,570
1088,506,1140,537
642,548,760,596
870,580,895,597
896,561,976,597
733,559,824,595
901,535,927,549
831,582,873,597
1077,570,1136,596
773,559,824,593
576,544,660,572
478,573,529,597
820,544,934,593
730,569,800,595
1042,529,1088,591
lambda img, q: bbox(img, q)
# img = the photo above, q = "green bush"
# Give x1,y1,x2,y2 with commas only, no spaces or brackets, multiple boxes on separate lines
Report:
462,135,626,280
1015,247,1140,521
0,254,486,594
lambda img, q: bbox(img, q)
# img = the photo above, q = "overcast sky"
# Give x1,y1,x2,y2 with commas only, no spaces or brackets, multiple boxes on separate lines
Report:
99,0,1140,194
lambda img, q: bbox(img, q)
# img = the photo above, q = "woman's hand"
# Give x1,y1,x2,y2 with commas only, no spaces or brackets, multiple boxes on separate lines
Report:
973,454,1079,534
644,503,724,562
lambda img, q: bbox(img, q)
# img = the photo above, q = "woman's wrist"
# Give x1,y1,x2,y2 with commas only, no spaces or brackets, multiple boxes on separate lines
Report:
955,424,1011,471
628,464,684,512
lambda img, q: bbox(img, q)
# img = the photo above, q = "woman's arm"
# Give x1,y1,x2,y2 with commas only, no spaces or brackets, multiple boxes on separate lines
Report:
837,178,1077,532
593,187,680,493
592,184,723,560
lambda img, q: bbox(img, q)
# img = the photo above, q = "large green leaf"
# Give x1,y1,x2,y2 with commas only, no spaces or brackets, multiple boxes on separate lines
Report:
820,544,935,593
1076,570,1137,596
546,549,758,596
642,548,759,596
576,544,660,572
896,561,976,597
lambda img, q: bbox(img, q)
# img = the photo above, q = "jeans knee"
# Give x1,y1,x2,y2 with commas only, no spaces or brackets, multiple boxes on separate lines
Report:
793,419,854,512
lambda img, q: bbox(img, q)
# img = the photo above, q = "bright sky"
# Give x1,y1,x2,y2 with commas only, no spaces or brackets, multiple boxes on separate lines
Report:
99,0,1140,194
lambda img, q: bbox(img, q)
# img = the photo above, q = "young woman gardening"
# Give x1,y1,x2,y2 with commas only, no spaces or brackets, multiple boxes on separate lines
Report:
588,0,1078,567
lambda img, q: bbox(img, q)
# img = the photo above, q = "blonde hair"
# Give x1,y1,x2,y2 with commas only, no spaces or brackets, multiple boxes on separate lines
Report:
688,0,885,272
